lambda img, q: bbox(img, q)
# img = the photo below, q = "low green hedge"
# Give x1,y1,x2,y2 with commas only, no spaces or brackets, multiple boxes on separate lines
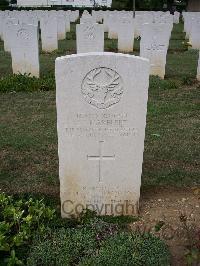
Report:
27,222,170,266
0,74,55,92
0,73,182,93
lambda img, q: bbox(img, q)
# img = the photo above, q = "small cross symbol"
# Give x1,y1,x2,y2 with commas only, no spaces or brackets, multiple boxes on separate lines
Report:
87,141,115,183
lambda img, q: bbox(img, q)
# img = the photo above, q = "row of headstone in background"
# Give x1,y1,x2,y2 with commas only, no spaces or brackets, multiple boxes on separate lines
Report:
0,10,177,79
0,9,176,51
77,10,174,79
0,10,79,51
88,10,175,39
182,12,200,49
0,10,79,77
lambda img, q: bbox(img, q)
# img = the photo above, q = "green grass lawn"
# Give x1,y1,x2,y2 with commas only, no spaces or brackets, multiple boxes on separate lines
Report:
0,22,199,196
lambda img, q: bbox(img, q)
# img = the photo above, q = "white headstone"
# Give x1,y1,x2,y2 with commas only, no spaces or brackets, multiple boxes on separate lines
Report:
135,14,144,38
3,17,18,52
40,15,58,52
0,13,5,40
140,23,170,79
70,10,79,22
57,14,66,40
92,10,104,23
108,15,118,39
76,24,104,53
80,15,96,25
173,11,180,24
197,51,200,81
55,52,150,217
18,14,38,26
82,10,90,17
103,12,110,32
117,17,135,52
11,24,39,77
65,15,70,33
190,20,200,50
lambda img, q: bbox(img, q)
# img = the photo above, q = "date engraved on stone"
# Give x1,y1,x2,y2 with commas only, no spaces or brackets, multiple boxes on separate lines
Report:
81,67,124,109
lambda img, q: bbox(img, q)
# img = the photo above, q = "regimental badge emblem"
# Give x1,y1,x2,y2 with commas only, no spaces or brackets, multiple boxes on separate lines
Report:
83,25,95,40
17,28,31,44
81,67,124,109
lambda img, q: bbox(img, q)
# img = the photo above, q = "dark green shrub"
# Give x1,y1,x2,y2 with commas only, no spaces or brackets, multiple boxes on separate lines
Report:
27,225,170,266
0,74,55,92
81,232,170,266
27,227,98,266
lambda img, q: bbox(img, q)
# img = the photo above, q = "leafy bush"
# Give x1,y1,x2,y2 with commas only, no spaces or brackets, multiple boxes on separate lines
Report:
27,227,97,266
27,222,170,266
81,232,171,266
0,193,170,266
0,74,55,92
0,193,55,265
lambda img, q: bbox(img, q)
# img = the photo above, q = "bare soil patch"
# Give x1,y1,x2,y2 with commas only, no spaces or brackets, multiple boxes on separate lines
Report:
131,187,200,265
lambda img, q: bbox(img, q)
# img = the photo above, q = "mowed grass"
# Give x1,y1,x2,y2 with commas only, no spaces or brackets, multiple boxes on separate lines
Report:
0,21,199,195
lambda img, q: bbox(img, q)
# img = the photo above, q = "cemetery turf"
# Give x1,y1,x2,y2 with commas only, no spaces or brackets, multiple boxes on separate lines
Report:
0,21,199,265
0,23,199,194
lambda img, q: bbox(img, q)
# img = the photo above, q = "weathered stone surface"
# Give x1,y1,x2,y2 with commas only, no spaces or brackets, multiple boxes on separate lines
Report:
40,15,58,52
108,15,118,39
190,20,200,49
117,17,134,52
55,52,150,217
76,23,104,53
3,17,18,52
11,24,39,77
140,23,171,79
57,14,66,40
174,11,180,24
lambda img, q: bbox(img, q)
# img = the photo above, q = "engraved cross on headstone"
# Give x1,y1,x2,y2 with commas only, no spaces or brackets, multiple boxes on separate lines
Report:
87,140,115,182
